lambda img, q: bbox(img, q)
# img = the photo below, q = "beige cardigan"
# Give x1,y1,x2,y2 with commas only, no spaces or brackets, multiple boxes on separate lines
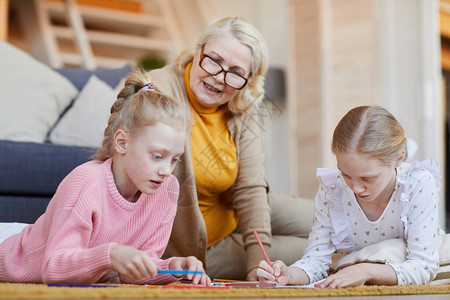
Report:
148,63,271,274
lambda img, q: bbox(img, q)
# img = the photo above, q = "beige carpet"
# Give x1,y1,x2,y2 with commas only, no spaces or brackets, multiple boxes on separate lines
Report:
0,283,449,298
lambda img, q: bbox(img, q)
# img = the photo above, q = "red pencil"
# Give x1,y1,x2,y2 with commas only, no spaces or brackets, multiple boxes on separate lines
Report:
253,230,279,282
253,230,271,266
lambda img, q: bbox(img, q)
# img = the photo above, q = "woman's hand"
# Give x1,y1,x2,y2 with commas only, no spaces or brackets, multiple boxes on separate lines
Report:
169,256,211,286
109,244,157,282
315,263,397,288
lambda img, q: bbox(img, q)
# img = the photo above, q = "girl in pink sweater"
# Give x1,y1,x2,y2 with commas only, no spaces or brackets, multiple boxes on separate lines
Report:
0,70,210,285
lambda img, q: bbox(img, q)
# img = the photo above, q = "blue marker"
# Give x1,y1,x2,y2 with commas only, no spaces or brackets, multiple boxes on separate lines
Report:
157,270,204,275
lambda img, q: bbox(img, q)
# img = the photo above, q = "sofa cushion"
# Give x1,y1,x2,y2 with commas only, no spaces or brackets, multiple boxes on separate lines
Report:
55,64,132,90
0,140,94,196
0,42,78,143
48,75,117,148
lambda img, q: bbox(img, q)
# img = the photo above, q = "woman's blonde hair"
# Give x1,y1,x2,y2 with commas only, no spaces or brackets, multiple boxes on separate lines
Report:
94,69,191,161
174,16,269,114
331,105,407,165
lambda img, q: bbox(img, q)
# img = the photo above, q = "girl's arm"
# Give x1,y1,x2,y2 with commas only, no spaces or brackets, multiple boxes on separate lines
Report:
119,177,192,285
169,256,211,286
257,184,337,286
319,168,441,287
318,167,440,287
41,206,114,283
109,244,158,282
283,186,338,284
316,262,397,288
388,170,440,285
42,173,181,284
39,166,124,283
257,259,310,285
119,212,178,284
42,208,175,285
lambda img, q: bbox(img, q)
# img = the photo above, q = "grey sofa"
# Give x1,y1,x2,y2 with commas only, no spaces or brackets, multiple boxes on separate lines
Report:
0,140,94,223
0,65,132,223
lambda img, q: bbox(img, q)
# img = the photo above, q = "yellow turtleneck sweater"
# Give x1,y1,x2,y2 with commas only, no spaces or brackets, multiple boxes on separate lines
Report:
184,63,238,247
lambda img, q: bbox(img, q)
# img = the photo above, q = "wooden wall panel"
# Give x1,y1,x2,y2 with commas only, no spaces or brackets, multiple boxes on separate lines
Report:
287,0,323,198
329,0,379,126
288,0,379,199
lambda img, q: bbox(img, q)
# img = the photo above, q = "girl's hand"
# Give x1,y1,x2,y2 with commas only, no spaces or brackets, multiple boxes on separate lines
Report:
169,256,211,286
110,244,157,282
98,270,121,283
246,268,258,281
257,260,310,286
256,260,290,285
315,263,369,288
315,263,397,288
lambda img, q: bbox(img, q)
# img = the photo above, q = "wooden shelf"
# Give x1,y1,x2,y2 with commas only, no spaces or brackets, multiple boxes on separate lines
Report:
43,1,165,29
11,0,182,68
52,26,174,51
9,0,214,68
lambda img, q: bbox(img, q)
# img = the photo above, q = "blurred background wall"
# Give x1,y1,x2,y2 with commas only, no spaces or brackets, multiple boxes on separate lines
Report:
2,0,447,229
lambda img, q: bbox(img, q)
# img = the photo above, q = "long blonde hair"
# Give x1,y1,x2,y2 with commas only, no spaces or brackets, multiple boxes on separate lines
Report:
174,16,269,114
94,69,191,161
331,105,407,165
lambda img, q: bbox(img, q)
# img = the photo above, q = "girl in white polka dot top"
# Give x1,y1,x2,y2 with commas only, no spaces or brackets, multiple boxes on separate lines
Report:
256,105,445,287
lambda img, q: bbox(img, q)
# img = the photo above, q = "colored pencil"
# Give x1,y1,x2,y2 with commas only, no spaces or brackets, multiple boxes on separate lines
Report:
47,283,117,288
253,230,271,265
157,270,204,275
222,281,277,287
162,285,230,289
254,230,279,282
213,278,242,282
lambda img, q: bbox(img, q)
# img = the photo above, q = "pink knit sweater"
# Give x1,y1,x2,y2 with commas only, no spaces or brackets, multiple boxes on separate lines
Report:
0,158,179,284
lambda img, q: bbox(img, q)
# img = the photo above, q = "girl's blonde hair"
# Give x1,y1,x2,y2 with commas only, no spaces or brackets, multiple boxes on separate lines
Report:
174,16,269,114
331,105,407,165
94,69,191,161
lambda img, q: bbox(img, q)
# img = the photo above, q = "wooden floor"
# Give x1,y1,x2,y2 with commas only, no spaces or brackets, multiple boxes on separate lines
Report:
157,296,448,300
1,283,448,300
120,296,449,300
284,296,449,300
1,294,448,300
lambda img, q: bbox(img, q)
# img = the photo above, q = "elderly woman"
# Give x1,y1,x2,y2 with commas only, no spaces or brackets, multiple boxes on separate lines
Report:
148,17,312,280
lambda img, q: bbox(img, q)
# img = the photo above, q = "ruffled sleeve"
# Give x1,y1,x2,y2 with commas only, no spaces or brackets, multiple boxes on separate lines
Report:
291,168,351,283
396,158,441,238
389,159,441,285
317,169,354,251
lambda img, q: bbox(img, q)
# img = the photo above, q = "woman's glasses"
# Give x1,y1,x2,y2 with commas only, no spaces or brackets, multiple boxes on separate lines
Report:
199,45,249,90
